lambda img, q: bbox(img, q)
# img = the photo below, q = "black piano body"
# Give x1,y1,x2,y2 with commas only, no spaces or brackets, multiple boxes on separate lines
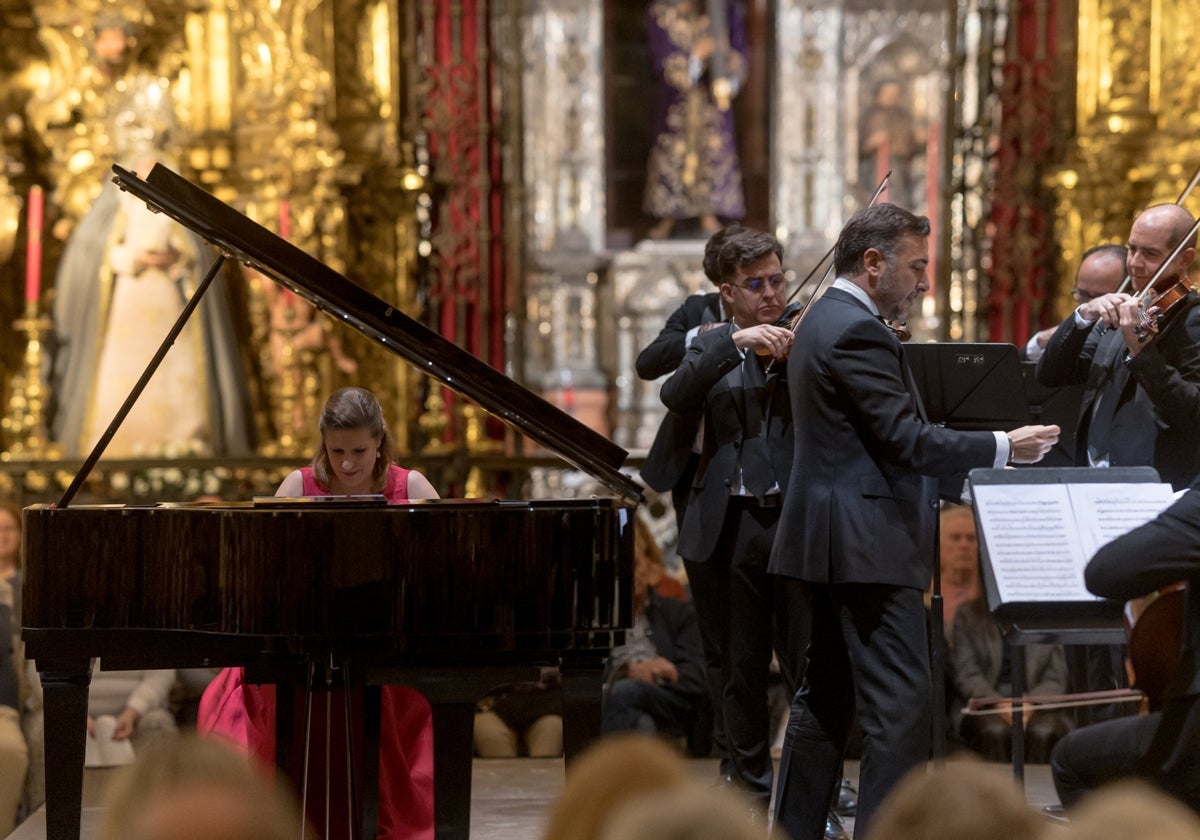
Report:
23,164,642,840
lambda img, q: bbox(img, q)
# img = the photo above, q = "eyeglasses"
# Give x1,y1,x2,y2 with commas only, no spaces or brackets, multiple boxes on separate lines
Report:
730,273,786,294
1070,287,1102,303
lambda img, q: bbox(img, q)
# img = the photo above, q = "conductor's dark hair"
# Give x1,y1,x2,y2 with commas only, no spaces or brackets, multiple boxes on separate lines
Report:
833,203,931,278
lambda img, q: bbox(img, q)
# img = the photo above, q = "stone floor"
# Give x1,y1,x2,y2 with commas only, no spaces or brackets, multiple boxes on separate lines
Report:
10,757,1063,840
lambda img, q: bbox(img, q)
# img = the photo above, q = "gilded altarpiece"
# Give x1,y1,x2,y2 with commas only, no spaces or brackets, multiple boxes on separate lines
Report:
1050,0,1200,326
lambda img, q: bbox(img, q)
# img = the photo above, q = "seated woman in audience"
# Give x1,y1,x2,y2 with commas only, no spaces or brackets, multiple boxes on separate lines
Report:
199,387,439,839
474,667,563,758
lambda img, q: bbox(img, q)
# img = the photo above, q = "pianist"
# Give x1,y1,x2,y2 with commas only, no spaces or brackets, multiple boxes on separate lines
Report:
199,387,439,839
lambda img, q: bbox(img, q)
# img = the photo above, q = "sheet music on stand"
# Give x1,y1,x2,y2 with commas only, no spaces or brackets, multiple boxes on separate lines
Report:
968,466,1175,624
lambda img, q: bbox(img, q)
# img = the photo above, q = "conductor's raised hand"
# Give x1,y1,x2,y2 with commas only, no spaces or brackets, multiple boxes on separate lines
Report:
1007,424,1061,464
731,323,793,360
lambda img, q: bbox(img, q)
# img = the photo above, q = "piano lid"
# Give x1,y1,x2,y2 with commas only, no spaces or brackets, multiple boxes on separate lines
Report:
112,163,643,502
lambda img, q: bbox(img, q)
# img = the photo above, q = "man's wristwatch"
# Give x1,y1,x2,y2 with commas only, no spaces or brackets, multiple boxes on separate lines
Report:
1006,434,1016,465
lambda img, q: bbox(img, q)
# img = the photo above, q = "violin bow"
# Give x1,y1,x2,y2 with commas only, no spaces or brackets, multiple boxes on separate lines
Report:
764,172,892,374
1115,161,1200,294
784,171,892,306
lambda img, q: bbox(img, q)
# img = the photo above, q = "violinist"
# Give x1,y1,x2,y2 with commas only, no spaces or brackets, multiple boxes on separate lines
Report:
637,223,743,530
768,204,1060,840
1022,245,1126,362
659,227,809,822
1037,203,1200,491
1051,476,1200,813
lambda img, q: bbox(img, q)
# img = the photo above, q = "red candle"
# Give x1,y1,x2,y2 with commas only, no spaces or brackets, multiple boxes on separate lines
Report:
25,185,43,304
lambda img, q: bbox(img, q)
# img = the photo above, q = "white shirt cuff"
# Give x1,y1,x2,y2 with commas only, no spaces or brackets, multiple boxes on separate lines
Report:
992,431,1010,468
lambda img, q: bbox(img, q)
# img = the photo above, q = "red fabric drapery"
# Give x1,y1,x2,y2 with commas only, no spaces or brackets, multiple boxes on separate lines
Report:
988,0,1063,344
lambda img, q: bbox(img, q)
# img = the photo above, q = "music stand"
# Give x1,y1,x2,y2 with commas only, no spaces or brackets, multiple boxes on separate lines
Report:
905,343,1032,431
1019,361,1084,469
902,343,1030,758
967,465,1165,782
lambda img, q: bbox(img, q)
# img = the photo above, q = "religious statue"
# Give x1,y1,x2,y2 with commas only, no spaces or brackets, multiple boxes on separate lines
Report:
31,11,256,457
858,79,927,210
643,0,747,240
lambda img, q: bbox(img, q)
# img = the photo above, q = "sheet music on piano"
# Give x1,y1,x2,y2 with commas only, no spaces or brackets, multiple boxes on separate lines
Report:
968,466,1173,621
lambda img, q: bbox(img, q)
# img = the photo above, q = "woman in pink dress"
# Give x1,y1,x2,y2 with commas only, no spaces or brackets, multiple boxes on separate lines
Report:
200,387,438,839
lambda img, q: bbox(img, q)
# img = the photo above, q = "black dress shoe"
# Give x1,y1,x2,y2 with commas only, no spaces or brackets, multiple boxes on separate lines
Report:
835,777,858,816
825,810,850,840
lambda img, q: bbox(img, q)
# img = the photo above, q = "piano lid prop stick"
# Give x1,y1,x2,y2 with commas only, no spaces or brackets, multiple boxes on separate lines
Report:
279,199,294,306
57,253,229,508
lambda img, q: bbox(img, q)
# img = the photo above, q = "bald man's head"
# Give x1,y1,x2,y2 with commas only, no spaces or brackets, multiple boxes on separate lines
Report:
1127,204,1197,291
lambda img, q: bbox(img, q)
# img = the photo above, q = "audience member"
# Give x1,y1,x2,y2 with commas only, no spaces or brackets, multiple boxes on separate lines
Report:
861,757,1047,840
474,667,563,758
601,515,705,741
938,503,982,636
24,661,178,808
97,733,309,840
597,780,784,840
0,501,28,838
952,596,1071,763
542,732,690,840
1058,779,1200,840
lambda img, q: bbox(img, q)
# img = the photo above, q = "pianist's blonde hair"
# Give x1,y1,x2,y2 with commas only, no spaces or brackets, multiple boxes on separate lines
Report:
311,387,397,493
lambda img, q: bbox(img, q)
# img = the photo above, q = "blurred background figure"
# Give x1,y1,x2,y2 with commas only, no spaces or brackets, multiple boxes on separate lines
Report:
601,515,705,743
97,734,308,840
474,667,564,759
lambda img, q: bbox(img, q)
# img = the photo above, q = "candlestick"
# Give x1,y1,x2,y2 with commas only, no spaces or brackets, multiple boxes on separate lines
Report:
25,186,43,305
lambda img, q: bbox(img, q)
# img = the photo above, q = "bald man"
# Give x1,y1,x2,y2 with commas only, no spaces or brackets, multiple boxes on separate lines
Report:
1037,203,1200,491
1024,244,1127,362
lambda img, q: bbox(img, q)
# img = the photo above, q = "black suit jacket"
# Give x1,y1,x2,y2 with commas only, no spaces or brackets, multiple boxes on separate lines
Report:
1087,479,1200,702
659,324,793,564
1036,297,1200,490
638,293,723,492
769,287,996,589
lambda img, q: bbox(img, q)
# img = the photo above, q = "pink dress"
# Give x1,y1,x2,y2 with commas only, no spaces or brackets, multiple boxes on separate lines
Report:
199,465,435,839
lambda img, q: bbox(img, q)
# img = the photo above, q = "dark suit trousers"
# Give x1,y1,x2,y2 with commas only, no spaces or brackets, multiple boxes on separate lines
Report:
683,498,807,805
1052,695,1200,810
774,583,930,840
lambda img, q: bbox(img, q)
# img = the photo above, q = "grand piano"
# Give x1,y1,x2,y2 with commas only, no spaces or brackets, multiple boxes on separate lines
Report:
23,164,643,840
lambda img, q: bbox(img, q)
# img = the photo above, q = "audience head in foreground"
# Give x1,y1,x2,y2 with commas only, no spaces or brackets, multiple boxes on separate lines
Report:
541,732,690,840
1060,779,1200,840
98,734,308,840
861,757,1046,840
597,780,782,840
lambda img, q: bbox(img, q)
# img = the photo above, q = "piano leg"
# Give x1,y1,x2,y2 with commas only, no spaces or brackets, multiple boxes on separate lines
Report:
37,658,93,840
560,652,607,763
430,701,475,840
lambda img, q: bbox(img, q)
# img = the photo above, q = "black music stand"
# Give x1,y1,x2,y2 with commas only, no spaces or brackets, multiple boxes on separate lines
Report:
903,343,1031,758
967,465,1165,782
1020,361,1084,469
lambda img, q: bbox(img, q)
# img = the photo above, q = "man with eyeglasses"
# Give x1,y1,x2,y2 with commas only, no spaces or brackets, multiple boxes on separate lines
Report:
1023,245,1126,362
1037,205,1200,491
658,227,808,824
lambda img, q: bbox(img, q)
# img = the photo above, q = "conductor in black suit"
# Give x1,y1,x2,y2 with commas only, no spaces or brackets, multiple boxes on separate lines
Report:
1051,477,1200,811
768,204,1059,840
659,227,807,814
